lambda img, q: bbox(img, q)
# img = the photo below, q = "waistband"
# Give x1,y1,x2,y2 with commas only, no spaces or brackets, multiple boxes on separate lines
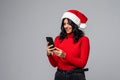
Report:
57,68,89,74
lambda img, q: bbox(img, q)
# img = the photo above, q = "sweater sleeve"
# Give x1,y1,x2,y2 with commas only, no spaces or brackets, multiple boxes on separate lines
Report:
65,36,90,68
47,36,60,67
47,54,58,67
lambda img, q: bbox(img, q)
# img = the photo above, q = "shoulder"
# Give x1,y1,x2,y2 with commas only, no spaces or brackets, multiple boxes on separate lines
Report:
54,36,61,46
54,36,61,43
79,36,90,47
80,36,89,42
54,36,60,41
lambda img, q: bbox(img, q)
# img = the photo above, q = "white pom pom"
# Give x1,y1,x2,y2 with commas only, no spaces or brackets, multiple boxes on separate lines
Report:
80,24,87,28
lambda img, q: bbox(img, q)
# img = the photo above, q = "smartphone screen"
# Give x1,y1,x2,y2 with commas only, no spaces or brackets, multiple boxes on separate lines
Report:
46,37,54,48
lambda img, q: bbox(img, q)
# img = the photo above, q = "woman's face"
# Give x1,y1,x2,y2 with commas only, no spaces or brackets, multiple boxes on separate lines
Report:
63,18,72,34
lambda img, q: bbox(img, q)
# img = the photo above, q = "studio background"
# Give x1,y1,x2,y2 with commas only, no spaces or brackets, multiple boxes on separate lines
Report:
0,0,120,80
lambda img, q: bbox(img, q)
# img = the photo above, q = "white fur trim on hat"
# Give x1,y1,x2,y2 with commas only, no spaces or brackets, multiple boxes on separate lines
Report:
61,12,81,26
80,23,87,28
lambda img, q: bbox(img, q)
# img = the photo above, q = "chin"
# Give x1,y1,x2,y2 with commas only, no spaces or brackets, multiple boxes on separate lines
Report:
66,32,72,34
66,30,72,34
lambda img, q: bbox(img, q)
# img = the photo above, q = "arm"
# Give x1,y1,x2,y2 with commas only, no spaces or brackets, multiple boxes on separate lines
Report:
47,54,58,67
47,36,60,67
65,36,90,68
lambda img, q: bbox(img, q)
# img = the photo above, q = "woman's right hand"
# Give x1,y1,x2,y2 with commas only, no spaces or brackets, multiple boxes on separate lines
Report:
46,42,56,56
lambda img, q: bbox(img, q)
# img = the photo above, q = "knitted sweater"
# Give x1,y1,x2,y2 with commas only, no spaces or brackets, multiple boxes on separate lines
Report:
48,33,90,70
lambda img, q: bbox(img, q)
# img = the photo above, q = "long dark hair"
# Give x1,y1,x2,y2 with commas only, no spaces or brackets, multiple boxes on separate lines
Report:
60,18,84,43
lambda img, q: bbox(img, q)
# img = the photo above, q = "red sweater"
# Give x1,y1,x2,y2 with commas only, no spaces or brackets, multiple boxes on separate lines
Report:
48,33,90,70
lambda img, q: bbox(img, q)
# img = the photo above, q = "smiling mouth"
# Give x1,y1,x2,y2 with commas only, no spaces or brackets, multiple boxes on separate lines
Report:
65,29,69,32
65,28,69,31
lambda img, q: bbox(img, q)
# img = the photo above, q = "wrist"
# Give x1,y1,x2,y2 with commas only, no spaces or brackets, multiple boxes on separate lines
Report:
47,52,52,56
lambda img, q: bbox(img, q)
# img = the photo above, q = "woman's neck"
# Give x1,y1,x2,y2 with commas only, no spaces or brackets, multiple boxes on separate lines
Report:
67,33,74,38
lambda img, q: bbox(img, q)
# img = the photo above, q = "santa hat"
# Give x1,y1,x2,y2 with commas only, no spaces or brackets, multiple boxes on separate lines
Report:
61,9,88,28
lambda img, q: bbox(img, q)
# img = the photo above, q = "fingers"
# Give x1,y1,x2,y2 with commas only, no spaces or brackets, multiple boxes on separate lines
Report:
53,47,66,58
46,43,65,57
47,44,54,49
53,50,60,56
53,49,62,56
48,47,56,51
55,47,61,51
47,42,54,49
46,42,55,56
53,47,62,55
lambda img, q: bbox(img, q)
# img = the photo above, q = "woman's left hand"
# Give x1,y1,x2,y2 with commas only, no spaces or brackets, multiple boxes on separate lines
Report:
53,47,66,58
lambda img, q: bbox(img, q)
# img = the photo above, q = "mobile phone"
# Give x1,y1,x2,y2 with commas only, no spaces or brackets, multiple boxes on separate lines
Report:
46,37,54,48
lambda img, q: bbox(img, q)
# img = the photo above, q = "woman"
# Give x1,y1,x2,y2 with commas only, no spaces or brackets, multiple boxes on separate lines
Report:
46,9,90,80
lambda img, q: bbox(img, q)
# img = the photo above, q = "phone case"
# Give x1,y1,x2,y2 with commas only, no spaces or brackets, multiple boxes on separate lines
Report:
46,37,54,48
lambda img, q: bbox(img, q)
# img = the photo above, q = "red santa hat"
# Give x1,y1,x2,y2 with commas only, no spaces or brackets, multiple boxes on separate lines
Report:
61,9,88,28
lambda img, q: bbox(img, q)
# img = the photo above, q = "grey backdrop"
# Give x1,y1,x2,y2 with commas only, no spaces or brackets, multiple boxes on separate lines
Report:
0,0,120,80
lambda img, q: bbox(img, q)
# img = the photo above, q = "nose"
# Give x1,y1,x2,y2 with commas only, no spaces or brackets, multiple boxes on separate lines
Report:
64,24,69,28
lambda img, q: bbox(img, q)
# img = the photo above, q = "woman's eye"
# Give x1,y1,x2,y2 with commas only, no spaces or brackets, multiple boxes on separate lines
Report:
68,23,70,25
63,23,66,25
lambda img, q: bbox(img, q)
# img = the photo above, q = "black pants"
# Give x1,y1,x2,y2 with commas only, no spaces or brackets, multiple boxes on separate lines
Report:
55,68,88,80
